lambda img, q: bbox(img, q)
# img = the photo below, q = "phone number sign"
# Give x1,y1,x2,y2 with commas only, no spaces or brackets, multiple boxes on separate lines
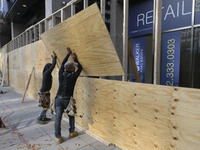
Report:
161,31,181,86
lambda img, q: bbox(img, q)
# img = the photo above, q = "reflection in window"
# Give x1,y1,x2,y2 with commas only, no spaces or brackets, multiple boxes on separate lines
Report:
193,27,200,88
179,29,191,88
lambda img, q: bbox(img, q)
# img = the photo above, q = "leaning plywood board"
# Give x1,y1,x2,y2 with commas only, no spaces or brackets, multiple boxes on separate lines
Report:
74,77,200,150
40,3,124,76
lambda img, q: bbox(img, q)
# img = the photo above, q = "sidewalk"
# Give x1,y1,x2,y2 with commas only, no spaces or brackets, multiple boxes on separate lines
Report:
0,86,120,150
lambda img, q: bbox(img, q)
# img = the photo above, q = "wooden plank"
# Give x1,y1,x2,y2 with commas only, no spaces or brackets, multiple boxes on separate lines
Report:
40,4,124,76
21,67,34,103
169,87,200,150
74,77,200,150
128,40,140,82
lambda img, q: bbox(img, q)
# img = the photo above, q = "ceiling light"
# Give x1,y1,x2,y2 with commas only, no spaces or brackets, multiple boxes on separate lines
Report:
17,13,20,15
22,4,27,7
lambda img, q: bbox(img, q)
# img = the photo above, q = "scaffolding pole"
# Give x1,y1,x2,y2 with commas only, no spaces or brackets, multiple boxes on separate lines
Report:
153,0,162,84
122,0,129,81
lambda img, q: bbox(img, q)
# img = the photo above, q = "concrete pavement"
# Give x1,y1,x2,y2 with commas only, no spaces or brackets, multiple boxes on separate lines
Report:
0,86,120,150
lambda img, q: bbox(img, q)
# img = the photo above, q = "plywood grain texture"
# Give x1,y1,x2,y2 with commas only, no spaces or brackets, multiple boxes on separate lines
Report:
74,77,200,150
7,41,56,99
40,4,124,76
1,25,200,150
0,45,9,85
3,39,200,150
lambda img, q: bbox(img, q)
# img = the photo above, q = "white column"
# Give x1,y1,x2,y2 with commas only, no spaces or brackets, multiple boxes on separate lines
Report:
45,0,53,17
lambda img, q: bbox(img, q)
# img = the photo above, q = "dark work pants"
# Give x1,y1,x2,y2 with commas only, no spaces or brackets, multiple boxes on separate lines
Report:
54,97,75,138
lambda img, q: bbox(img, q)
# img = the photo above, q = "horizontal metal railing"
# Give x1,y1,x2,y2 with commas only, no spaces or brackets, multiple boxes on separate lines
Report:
6,0,105,52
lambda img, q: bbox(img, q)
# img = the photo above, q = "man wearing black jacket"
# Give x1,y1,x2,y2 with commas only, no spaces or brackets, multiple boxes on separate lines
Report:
37,51,57,124
54,47,82,144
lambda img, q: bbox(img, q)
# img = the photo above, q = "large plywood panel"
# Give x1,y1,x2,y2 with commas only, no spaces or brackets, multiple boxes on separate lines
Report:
40,4,124,76
34,40,52,73
74,77,200,150
8,41,57,100
169,88,200,150
0,45,9,85
3,39,200,150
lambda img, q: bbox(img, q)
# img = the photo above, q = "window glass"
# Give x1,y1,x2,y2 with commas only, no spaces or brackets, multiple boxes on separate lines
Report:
193,27,200,88
75,1,83,13
179,29,191,87
195,0,200,25
128,35,153,83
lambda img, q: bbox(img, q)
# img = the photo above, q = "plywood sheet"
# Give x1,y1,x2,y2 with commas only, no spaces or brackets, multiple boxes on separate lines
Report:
8,41,57,100
0,45,9,85
40,4,124,76
74,77,200,150
3,37,200,150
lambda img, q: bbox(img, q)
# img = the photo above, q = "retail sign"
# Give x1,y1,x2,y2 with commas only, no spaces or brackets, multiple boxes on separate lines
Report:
129,0,199,37
129,0,153,37
161,31,181,86
132,37,146,83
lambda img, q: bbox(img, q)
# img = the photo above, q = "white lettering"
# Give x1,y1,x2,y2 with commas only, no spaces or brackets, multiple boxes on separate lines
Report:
182,1,191,15
164,5,175,20
146,10,153,25
140,49,143,73
135,43,140,72
177,2,180,17
137,14,145,27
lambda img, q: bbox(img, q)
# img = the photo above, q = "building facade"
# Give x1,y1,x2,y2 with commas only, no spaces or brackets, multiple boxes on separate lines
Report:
129,0,200,89
0,0,200,89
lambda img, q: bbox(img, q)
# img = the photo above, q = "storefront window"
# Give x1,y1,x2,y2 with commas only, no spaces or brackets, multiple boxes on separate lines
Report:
129,0,200,88
179,29,192,87
128,35,153,84
193,27,200,88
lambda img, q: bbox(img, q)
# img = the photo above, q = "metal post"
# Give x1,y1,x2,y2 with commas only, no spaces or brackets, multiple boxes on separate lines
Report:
101,0,105,21
12,40,15,50
39,23,42,39
153,0,162,84
45,20,48,31
17,38,19,48
84,0,88,9
61,9,64,22
26,30,29,44
19,36,21,47
30,29,32,43
11,21,14,40
190,0,196,88
71,4,75,16
22,35,24,46
34,26,37,42
122,0,129,81
52,15,56,27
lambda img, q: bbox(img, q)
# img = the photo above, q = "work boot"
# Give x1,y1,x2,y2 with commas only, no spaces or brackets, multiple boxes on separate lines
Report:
69,131,78,139
56,137,63,144
36,118,47,124
42,117,51,121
